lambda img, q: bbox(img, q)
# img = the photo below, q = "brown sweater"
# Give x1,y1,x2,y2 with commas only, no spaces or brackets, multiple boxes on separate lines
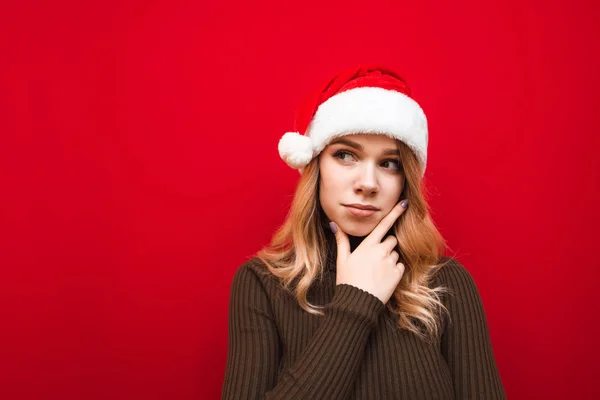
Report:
221,249,506,399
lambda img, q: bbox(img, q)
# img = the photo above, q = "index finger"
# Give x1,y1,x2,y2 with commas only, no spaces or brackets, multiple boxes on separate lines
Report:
365,201,407,244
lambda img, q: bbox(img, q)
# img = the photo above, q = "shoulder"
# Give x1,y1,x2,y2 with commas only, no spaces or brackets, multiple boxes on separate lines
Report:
231,257,271,285
431,256,481,296
430,256,490,316
229,257,283,298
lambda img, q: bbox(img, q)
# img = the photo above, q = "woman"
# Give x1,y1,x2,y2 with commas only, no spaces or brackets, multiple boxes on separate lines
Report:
221,65,506,399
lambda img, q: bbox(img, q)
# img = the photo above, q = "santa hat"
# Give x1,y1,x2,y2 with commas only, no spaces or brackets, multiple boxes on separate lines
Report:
278,64,428,176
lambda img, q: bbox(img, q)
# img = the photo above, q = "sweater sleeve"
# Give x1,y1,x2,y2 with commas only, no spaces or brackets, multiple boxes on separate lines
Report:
221,262,386,400
438,259,507,399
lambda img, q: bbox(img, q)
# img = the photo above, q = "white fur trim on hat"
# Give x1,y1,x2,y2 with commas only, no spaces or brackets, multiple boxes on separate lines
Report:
278,131,314,169
306,87,428,174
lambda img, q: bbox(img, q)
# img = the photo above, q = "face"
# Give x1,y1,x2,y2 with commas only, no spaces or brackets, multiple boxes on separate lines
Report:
318,134,405,237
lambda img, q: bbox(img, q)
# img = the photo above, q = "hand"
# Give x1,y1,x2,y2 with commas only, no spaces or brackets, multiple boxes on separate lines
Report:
330,201,408,304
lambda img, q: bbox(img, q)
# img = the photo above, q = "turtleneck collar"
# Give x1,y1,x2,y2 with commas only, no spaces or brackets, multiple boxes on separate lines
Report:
348,234,368,253
323,226,396,272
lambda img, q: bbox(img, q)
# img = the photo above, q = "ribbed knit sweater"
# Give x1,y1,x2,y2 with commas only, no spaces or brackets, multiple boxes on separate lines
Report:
222,236,505,399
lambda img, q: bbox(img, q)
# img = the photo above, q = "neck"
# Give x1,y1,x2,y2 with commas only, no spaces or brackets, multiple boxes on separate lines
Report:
324,227,396,271
348,234,367,253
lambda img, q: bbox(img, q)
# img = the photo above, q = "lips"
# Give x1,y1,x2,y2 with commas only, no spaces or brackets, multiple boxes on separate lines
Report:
344,205,378,217
344,203,380,211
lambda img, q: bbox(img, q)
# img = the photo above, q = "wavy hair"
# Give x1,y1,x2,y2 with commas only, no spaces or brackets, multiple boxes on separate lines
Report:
255,139,455,343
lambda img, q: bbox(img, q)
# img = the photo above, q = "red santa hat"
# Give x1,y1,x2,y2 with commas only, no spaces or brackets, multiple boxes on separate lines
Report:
278,64,428,176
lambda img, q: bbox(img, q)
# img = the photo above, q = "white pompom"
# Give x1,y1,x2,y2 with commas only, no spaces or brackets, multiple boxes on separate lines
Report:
278,131,314,169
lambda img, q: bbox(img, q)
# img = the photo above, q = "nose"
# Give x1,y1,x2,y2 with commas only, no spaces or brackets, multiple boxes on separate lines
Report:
353,163,379,195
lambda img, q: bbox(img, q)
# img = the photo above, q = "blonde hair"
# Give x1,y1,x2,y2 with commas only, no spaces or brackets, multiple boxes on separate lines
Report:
255,139,454,343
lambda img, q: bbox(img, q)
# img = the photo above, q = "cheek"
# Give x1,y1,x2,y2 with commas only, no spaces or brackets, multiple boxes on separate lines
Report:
319,172,344,217
320,175,345,202
319,178,336,207
318,185,336,222
319,160,343,191
382,177,404,203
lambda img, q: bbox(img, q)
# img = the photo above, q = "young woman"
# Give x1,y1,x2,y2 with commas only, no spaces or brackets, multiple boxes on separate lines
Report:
221,65,506,399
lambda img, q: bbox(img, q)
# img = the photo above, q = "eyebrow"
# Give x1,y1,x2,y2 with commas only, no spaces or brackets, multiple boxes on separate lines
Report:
330,138,400,157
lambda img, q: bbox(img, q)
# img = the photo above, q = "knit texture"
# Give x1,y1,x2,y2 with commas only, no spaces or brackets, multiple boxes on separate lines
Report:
221,254,506,399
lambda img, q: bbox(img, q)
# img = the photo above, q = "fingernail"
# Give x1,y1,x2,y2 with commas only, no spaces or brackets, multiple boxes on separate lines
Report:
400,199,408,208
329,221,338,233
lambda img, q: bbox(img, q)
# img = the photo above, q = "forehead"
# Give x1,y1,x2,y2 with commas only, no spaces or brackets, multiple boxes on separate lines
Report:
330,133,399,148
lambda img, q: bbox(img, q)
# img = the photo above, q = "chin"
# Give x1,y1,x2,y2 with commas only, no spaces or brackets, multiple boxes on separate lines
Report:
339,221,375,237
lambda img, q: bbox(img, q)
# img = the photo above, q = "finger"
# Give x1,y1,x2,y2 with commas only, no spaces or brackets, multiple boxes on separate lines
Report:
389,250,399,264
396,262,405,273
329,221,350,263
381,235,398,253
366,201,408,244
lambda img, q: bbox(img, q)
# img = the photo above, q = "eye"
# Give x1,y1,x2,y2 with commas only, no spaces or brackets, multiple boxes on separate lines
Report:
382,159,401,171
332,150,355,162
333,150,402,172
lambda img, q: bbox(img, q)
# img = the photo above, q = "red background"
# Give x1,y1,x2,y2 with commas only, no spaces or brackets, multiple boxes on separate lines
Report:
2,0,599,399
